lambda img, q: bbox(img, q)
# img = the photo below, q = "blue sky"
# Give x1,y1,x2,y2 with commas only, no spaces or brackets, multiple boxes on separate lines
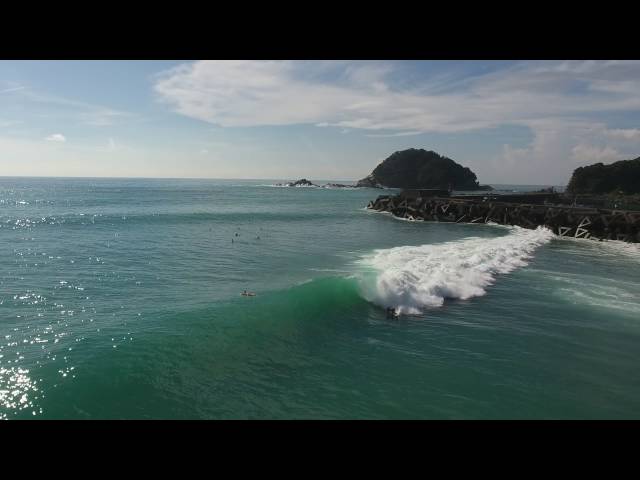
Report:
1,60,640,184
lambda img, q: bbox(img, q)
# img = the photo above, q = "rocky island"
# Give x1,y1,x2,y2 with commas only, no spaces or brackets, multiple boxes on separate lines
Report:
322,183,358,189
275,179,358,189
356,148,493,191
278,148,494,192
276,178,319,187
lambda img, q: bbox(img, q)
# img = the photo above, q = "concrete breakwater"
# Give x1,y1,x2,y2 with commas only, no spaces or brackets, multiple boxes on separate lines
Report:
366,190,640,243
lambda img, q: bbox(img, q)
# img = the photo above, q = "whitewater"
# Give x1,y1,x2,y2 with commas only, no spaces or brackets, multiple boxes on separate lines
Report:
358,226,555,314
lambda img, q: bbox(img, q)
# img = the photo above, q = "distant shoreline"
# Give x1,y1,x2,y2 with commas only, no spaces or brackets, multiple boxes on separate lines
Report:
0,175,565,188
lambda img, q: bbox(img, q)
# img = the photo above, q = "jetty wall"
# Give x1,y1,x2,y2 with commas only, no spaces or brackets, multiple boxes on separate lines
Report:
367,192,640,243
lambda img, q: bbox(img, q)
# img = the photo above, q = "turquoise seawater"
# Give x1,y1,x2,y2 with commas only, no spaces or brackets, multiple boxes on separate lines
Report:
1,177,639,419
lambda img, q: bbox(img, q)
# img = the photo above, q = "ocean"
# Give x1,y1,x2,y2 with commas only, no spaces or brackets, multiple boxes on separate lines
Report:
1,177,639,419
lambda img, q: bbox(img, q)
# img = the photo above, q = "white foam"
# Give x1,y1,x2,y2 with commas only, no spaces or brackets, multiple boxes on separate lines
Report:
559,235,640,262
559,287,640,313
357,226,554,314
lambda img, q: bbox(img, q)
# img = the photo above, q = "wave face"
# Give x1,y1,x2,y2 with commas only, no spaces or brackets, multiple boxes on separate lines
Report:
358,226,554,314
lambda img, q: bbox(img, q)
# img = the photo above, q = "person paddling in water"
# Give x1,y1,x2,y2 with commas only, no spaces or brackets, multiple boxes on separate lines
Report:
241,290,256,297
386,307,398,319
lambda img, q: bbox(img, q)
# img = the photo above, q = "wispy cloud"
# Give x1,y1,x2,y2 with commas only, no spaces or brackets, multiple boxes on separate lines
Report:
604,128,640,141
571,144,620,163
364,131,424,138
7,87,132,127
487,119,640,183
0,119,23,128
154,60,640,133
0,86,25,94
45,133,66,142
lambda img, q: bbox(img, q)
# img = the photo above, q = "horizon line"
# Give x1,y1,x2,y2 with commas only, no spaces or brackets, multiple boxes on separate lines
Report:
0,175,566,186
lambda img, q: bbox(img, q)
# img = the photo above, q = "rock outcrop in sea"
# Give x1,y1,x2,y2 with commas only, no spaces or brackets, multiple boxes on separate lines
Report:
276,179,319,187
355,174,384,189
322,183,358,189
356,148,492,191
275,179,359,189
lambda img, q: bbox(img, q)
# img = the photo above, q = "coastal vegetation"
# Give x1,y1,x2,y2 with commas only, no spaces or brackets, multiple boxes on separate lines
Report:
356,148,492,191
567,156,640,195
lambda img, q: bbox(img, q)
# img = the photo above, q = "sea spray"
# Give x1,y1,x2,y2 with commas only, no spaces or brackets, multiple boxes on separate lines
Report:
357,226,555,314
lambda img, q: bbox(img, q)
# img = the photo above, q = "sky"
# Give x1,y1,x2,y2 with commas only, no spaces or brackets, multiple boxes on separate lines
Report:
1,60,640,184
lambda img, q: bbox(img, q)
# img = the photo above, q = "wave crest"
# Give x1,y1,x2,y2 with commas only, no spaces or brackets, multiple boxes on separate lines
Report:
358,226,554,314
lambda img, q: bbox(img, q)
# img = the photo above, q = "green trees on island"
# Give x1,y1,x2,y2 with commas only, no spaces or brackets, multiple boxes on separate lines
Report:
567,157,640,194
356,148,489,190
355,149,640,196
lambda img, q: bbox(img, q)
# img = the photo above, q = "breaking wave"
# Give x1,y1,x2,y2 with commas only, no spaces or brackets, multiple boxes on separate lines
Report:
357,226,554,314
